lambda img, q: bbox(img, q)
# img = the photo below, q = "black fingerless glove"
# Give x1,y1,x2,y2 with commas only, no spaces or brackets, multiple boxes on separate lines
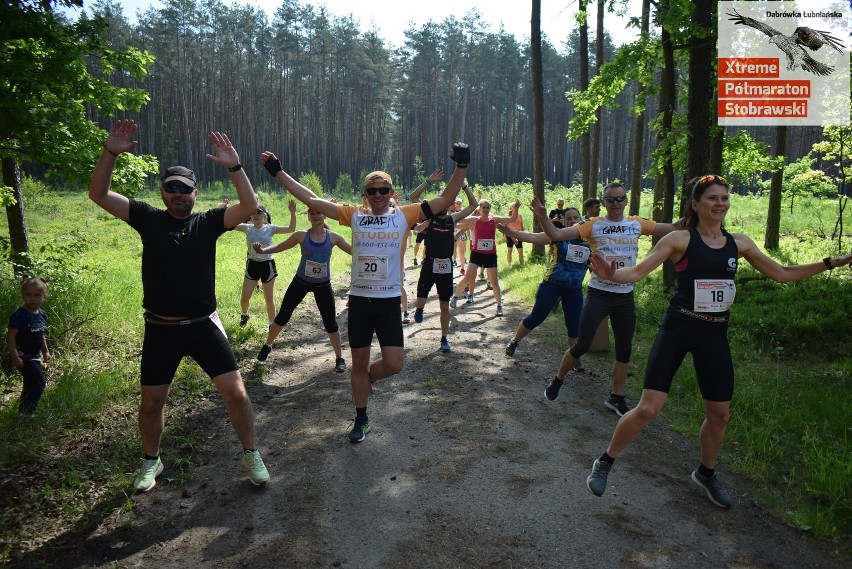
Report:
450,143,469,168
264,156,282,177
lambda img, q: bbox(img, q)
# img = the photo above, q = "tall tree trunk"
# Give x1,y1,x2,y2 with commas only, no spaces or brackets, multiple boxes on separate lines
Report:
629,0,651,215
531,0,546,257
683,0,713,211
589,0,605,194
2,157,30,275
579,0,591,199
657,3,678,288
765,126,787,250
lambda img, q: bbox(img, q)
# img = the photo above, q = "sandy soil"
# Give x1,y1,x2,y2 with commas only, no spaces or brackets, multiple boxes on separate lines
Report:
14,266,847,569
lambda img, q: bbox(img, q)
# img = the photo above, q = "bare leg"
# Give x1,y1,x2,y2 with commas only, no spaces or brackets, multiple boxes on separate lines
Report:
261,279,276,323
240,278,256,314
699,400,731,469
328,330,343,358
139,384,170,457
606,389,668,458
212,371,256,449
486,266,501,303
438,300,449,337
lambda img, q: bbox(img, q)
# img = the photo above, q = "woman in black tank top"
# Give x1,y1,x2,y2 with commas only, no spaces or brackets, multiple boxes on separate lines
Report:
581,175,852,509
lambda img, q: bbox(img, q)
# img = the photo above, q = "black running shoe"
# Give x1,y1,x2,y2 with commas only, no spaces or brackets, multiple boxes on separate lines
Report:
257,344,272,362
545,377,563,401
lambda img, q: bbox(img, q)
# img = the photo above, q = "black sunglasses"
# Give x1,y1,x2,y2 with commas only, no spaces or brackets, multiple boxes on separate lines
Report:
163,182,194,195
366,187,392,196
602,195,627,204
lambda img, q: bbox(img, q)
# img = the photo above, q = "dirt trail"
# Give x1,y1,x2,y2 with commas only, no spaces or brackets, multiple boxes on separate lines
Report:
16,268,846,569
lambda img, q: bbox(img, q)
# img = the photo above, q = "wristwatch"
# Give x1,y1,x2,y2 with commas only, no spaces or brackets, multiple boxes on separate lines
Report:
228,163,243,172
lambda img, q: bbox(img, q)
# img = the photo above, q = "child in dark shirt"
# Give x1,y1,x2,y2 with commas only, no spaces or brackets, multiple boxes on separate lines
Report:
6,277,52,415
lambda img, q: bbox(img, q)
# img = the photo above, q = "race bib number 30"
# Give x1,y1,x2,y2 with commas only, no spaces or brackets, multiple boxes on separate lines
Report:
304,259,328,279
694,279,736,312
356,255,388,280
567,244,590,264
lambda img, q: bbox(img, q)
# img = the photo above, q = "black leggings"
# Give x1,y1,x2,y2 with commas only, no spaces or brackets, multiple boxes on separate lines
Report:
274,277,339,333
569,287,636,363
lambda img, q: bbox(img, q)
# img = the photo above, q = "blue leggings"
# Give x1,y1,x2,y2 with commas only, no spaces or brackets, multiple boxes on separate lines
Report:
522,280,583,338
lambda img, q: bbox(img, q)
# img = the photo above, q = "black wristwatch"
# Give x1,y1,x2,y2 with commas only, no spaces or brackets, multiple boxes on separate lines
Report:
823,257,833,270
228,163,243,172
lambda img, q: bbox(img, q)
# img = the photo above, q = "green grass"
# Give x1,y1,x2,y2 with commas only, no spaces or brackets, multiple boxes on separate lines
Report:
0,180,849,562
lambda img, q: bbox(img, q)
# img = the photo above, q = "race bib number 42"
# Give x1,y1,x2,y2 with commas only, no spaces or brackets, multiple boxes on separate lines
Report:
477,238,495,252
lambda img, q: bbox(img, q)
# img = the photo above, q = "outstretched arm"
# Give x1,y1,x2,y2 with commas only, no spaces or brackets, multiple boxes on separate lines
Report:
331,232,353,255
208,132,259,228
736,234,852,282
589,231,688,283
492,199,521,224
261,151,339,220
532,197,579,241
89,120,135,221
253,231,303,255
274,200,298,234
409,169,444,203
497,224,551,245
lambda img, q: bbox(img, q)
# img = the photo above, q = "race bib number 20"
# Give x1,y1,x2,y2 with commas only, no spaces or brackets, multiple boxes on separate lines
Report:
356,255,388,280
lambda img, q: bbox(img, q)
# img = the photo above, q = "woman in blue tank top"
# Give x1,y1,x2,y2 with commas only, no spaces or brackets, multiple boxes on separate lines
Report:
499,207,590,361
252,208,352,372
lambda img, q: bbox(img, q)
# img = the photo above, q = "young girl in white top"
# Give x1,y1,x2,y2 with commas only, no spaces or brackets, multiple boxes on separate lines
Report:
233,200,296,326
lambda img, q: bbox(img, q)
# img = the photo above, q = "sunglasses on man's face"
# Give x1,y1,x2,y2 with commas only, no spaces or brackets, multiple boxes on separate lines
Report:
366,187,392,196
602,195,627,204
163,182,194,195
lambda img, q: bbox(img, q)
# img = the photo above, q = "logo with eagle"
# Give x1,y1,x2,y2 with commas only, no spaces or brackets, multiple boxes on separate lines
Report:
727,8,844,76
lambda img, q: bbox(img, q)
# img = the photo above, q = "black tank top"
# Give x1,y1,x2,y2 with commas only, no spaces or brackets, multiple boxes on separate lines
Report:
670,227,739,320
424,214,456,259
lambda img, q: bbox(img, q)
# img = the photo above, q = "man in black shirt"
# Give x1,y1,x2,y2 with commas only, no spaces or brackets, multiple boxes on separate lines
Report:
549,198,566,223
89,119,269,492
411,184,478,352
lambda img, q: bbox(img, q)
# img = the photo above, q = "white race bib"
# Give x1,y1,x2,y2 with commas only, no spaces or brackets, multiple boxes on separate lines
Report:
567,244,590,264
432,258,452,274
477,238,495,251
604,254,632,269
304,259,328,279
356,255,388,280
694,279,736,312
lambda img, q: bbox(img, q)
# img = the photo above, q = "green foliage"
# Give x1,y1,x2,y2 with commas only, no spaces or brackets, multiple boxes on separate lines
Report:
299,171,324,197
810,100,852,185
567,36,660,139
0,4,155,184
755,156,836,212
723,130,782,188
333,172,354,196
104,152,160,199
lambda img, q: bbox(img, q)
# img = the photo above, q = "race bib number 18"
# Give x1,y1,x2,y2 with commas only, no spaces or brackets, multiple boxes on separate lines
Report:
694,279,736,312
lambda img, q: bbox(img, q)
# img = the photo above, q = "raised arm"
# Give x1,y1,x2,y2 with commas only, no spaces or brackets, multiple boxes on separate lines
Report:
274,200,298,234
589,231,688,283
532,197,580,241
207,132,259,228
492,199,521,224
261,151,339,220
89,120,135,221
735,234,852,282
409,169,444,203
423,144,469,219
450,184,478,220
